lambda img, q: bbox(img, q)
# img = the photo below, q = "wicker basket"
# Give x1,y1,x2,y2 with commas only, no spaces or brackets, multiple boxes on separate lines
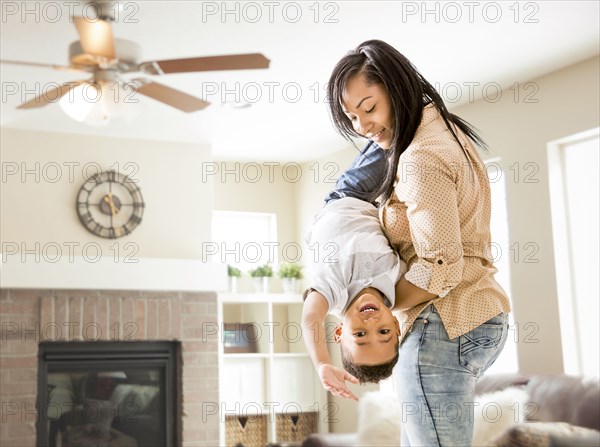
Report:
275,412,318,443
225,414,267,447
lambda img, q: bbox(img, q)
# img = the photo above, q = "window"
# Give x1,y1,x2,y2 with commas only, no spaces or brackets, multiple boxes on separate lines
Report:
484,159,519,374
211,211,278,273
548,128,599,378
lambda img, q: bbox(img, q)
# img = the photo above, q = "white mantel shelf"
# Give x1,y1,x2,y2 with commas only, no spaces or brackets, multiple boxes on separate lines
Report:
0,255,227,292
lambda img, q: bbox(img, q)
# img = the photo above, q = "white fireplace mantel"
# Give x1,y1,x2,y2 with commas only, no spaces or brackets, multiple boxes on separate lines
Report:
0,255,226,292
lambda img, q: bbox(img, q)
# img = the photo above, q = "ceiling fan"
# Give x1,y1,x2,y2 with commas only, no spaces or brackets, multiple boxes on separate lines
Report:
1,0,270,122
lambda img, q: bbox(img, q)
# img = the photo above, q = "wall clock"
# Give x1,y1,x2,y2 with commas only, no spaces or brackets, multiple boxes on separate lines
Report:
76,170,144,239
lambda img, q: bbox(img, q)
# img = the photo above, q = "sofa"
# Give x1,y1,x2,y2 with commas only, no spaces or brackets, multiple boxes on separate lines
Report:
300,373,600,447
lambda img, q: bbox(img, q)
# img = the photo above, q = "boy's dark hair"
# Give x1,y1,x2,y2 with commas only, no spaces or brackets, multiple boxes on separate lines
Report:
340,343,400,384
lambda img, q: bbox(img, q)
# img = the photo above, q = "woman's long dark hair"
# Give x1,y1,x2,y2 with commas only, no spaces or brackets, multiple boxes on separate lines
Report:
327,39,488,204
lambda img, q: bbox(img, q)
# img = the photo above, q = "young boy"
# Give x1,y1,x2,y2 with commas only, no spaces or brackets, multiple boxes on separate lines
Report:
301,142,407,401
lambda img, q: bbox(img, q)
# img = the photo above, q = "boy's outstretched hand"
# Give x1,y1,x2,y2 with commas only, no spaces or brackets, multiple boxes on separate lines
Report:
317,363,359,401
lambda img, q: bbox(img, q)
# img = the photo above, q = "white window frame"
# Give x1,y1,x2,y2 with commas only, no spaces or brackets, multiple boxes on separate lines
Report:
547,127,600,377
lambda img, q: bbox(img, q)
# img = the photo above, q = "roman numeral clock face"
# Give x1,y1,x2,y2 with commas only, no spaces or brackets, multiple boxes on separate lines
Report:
76,170,144,239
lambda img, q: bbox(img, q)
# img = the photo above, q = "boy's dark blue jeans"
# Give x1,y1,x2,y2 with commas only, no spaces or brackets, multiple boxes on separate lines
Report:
324,141,387,206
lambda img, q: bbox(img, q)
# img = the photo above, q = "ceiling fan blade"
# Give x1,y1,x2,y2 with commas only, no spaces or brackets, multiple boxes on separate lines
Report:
1,59,87,73
138,53,270,75
73,16,116,60
17,80,88,109
132,78,210,112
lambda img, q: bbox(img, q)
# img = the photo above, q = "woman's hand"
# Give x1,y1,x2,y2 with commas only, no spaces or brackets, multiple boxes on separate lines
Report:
317,363,359,401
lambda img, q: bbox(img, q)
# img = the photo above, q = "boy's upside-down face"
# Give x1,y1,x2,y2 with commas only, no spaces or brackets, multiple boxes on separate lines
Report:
334,287,400,365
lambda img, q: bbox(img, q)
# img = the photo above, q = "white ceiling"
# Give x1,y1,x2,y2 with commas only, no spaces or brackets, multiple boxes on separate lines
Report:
1,1,598,162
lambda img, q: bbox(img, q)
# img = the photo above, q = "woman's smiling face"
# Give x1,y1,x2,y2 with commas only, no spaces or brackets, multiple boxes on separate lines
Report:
341,73,394,150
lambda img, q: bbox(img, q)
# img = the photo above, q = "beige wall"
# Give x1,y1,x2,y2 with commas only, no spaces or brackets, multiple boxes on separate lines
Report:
1,129,213,260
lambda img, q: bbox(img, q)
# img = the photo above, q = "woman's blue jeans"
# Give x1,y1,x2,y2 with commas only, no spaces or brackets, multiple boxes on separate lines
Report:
393,304,509,446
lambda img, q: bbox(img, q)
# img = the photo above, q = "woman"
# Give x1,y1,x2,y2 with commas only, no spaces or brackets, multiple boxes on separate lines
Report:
326,40,512,446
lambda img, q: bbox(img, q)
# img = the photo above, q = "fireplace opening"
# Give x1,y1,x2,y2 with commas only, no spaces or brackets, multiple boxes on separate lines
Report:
37,341,179,447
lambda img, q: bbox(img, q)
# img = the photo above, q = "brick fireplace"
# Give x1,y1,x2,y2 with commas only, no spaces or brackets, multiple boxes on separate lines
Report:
0,288,219,447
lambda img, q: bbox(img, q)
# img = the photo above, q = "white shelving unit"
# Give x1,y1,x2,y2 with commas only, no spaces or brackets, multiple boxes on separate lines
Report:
217,293,328,445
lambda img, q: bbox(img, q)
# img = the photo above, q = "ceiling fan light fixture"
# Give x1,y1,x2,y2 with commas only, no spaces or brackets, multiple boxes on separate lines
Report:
59,82,100,122
83,99,110,127
59,80,132,126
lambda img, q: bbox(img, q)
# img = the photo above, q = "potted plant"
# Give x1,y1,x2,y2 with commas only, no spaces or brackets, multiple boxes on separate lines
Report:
227,265,242,293
248,263,273,293
278,263,303,294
